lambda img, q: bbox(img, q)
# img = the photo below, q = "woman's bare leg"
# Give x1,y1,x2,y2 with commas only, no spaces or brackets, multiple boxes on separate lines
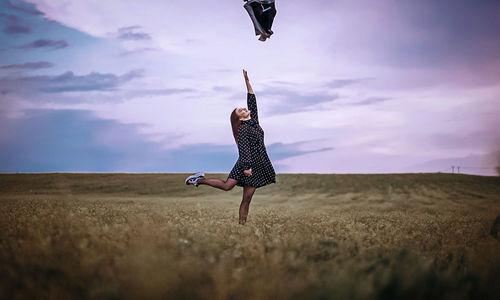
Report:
239,186,256,224
197,177,238,191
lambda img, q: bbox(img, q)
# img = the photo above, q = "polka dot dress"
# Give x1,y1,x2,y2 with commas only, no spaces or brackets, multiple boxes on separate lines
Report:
228,93,276,188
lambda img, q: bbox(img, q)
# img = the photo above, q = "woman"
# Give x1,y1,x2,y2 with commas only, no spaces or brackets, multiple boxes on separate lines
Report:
185,69,276,224
243,0,277,42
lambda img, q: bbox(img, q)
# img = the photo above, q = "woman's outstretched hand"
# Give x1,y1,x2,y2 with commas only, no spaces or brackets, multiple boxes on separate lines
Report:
244,168,252,176
243,69,249,81
243,69,253,94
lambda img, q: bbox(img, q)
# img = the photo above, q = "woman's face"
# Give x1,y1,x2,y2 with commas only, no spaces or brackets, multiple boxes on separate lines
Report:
235,107,250,119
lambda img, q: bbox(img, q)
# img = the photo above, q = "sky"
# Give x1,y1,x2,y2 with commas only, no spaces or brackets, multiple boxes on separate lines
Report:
0,0,499,175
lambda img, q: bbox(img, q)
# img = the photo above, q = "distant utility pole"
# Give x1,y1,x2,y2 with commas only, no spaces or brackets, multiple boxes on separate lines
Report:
457,166,460,173
451,166,455,173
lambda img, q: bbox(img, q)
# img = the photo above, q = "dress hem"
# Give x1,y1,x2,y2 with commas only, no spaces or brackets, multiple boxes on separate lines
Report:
227,175,276,188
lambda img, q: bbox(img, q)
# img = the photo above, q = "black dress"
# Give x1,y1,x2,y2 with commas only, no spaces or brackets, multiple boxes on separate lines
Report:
228,93,276,188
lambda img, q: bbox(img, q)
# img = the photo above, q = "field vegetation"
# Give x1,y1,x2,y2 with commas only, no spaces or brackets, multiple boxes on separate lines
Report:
1,173,499,299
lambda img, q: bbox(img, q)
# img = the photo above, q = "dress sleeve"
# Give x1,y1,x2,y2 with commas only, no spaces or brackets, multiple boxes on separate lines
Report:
247,93,259,123
237,125,253,170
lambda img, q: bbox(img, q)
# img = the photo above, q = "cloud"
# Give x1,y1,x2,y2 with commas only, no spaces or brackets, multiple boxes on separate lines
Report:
0,61,53,70
127,88,195,97
4,0,43,15
117,25,151,40
352,97,391,106
325,78,368,89
120,47,155,56
0,13,32,34
17,38,69,50
0,70,142,94
0,109,171,172
0,109,333,172
405,0,500,65
5,23,30,34
370,0,500,70
267,141,334,161
212,86,233,92
260,87,339,115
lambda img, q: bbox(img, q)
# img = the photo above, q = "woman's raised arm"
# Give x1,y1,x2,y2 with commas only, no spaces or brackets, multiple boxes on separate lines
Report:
243,69,259,122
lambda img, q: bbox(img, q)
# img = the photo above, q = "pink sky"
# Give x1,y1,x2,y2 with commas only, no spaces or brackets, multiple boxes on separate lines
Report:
1,0,499,175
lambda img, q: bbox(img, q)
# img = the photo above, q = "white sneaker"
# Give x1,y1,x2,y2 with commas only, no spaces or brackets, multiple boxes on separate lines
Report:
185,172,205,186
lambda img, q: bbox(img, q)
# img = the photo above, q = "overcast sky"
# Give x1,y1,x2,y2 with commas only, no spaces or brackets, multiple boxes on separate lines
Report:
1,0,499,175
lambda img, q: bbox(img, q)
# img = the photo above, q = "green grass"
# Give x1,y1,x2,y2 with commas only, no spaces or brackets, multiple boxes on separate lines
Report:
1,173,499,299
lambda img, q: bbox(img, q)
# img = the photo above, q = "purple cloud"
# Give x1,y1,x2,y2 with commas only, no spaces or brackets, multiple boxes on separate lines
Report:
5,24,31,34
117,26,151,40
267,141,334,161
0,70,142,94
376,0,500,69
0,109,331,172
325,78,368,89
18,39,69,50
4,0,43,16
0,61,54,70
0,13,32,35
120,47,155,56
352,97,391,106
127,88,195,97
260,87,339,115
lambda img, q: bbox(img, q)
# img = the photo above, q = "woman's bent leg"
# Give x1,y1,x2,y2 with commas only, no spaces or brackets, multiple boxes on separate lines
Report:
197,177,238,191
239,186,256,224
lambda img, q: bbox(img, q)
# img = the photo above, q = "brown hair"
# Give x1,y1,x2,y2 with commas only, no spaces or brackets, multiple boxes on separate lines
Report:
230,109,241,144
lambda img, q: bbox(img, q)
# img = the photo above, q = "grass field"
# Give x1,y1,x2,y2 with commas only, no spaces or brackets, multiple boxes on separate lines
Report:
1,173,500,299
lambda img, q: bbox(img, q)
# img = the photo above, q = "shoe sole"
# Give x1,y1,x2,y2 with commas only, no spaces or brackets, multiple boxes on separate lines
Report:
185,172,205,185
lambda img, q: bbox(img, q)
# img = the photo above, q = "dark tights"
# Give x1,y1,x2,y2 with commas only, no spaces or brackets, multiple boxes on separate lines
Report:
197,178,256,224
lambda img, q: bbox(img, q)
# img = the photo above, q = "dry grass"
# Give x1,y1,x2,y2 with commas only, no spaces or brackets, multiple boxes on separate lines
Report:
1,173,499,299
